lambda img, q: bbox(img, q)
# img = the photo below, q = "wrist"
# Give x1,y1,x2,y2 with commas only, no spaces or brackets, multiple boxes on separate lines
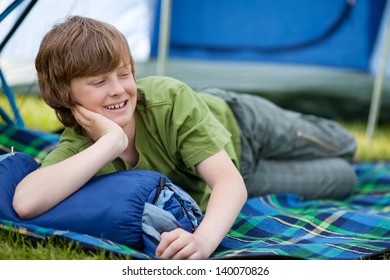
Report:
97,132,128,159
193,228,221,256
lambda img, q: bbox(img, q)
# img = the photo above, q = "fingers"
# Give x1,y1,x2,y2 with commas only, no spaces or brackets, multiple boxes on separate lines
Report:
70,105,128,154
72,104,87,127
72,104,95,126
71,105,114,136
156,229,200,260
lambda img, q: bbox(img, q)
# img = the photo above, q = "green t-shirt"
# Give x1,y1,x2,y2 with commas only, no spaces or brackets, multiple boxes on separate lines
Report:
41,76,240,211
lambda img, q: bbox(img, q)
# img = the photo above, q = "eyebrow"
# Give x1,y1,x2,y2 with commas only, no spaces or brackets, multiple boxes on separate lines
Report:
118,63,131,70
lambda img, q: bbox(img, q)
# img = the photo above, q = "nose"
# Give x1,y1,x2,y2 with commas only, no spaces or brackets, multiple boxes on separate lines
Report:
108,77,124,96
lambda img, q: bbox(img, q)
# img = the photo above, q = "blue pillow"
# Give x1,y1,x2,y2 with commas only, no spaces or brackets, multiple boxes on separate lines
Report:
0,152,203,255
0,152,39,219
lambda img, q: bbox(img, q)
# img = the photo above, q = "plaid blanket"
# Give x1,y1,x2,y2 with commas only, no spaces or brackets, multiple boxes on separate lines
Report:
214,162,390,260
1,161,390,260
0,124,59,161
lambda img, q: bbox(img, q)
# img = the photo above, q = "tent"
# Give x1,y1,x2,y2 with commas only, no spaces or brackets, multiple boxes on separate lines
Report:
0,0,155,91
1,0,390,138
148,0,390,147
0,0,155,126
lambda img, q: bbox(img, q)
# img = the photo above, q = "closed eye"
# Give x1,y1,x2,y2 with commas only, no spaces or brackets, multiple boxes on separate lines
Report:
118,72,130,78
91,79,105,86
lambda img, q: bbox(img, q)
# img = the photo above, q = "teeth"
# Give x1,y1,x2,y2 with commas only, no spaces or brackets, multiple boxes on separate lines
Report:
106,102,125,109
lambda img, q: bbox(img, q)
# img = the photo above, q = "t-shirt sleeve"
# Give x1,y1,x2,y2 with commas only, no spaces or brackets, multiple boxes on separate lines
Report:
39,143,77,168
39,126,93,168
167,81,232,168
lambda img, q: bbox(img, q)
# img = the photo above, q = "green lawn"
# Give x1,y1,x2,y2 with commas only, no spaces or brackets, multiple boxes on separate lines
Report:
1,95,390,259
0,94,63,132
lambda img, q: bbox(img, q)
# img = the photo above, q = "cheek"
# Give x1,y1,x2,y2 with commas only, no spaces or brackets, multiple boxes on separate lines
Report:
124,80,136,92
125,83,137,96
72,93,104,115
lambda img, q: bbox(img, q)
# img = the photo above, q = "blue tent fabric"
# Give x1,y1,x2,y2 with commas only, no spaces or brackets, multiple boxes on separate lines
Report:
152,0,386,70
1,159,390,260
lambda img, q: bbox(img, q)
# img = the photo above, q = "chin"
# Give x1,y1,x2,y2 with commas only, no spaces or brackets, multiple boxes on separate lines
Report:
115,118,132,128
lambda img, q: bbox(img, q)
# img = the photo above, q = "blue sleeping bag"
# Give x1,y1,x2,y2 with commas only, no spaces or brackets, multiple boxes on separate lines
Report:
0,152,203,256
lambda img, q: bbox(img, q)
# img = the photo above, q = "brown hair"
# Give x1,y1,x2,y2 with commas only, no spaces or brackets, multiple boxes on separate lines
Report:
35,16,136,127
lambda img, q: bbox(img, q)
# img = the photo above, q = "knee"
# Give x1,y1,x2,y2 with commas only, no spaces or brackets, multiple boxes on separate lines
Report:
298,159,358,200
324,161,358,199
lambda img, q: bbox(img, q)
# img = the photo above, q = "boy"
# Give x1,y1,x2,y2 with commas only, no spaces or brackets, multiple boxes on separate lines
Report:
13,16,357,259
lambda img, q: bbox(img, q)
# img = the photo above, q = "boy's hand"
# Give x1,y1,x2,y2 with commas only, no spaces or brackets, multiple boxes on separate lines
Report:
155,228,212,260
72,104,128,153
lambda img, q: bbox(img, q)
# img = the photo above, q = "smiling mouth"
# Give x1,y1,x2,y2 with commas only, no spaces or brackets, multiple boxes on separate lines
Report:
105,101,127,110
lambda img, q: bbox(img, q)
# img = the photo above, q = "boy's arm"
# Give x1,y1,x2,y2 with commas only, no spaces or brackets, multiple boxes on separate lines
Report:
13,105,128,219
156,148,247,259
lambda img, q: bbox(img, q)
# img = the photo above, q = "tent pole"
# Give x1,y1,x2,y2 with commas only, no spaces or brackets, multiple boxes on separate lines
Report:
365,17,390,148
0,0,38,53
156,0,172,76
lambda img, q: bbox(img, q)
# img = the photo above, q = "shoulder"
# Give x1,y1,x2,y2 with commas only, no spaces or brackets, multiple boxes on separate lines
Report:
136,76,197,105
136,76,189,92
40,126,92,168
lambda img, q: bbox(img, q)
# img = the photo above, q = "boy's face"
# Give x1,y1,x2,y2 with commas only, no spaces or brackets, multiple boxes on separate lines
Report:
70,63,137,129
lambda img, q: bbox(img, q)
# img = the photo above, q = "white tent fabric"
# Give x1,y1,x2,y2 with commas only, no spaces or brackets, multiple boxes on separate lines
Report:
0,0,156,86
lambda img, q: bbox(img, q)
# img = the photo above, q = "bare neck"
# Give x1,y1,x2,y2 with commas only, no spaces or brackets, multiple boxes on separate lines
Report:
120,117,139,166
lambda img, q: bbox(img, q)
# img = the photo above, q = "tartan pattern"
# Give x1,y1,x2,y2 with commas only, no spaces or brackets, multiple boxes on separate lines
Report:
0,124,59,161
0,220,149,260
1,162,390,259
213,162,390,259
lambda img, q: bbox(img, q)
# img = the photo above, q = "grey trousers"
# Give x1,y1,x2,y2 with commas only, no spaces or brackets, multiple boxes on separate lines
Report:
199,87,358,200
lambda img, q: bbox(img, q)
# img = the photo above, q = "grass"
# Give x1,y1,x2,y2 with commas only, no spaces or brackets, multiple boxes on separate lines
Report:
0,230,118,260
1,94,390,259
341,121,390,161
0,94,63,132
